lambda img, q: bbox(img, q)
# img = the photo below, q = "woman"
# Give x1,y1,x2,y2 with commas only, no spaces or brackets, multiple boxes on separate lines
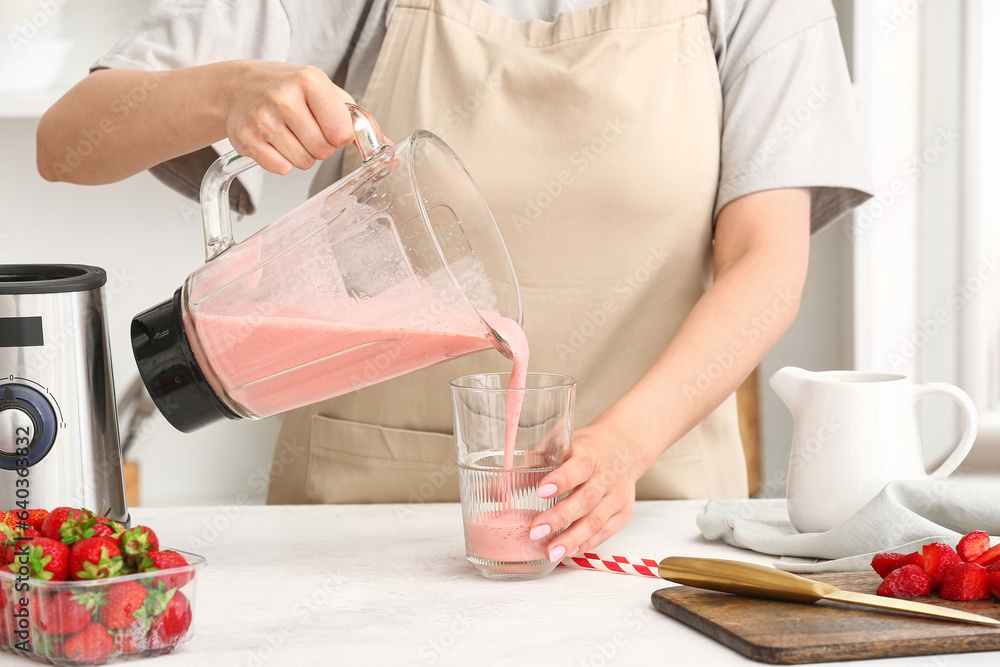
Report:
37,0,872,563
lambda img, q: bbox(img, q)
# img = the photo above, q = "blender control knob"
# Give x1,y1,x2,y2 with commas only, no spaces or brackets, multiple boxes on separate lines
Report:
0,383,59,470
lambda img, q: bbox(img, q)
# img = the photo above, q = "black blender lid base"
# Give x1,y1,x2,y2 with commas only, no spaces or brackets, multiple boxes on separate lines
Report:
131,288,240,433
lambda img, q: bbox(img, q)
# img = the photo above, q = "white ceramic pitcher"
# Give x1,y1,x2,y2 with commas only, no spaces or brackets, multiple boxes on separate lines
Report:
770,367,978,533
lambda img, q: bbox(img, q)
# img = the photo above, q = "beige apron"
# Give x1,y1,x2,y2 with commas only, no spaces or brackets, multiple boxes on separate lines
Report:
267,0,749,504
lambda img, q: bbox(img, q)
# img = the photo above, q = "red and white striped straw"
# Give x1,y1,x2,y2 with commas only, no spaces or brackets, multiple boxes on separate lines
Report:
557,553,660,578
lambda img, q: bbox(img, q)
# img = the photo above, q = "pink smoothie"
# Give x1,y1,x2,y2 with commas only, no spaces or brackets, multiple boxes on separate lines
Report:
480,312,529,469
187,306,529,432
464,510,548,564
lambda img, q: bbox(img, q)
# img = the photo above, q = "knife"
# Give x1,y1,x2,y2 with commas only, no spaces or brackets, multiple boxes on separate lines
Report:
657,556,1000,627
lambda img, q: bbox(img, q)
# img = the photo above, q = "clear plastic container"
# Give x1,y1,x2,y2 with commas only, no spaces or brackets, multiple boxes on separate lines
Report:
0,549,204,665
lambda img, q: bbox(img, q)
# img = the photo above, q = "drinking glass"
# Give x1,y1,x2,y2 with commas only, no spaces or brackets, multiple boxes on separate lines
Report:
450,372,575,580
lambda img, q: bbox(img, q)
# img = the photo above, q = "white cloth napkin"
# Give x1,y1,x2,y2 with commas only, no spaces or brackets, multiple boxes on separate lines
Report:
696,479,1000,573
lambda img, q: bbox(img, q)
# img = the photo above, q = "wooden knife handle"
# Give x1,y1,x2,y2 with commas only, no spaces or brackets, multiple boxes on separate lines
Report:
657,557,837,603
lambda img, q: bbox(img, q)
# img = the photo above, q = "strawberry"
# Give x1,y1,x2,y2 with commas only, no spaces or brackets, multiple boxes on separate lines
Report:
69,538,123,580
957,530,992,562
63,622,113,664
2,527,40,565
870,551,923,578
7,536,70,581
93,516,126,539
987,570,1000,600
149,590,192,649
41,507,97,545
876,564,932,598
1,511,21,531
921,542,962,590
100,581,148,630
37,590,105,635
139,550,192,591
939,562,991,601
26,509,49,532
112,628,148,654
973,543,1000,567
119,526,159,568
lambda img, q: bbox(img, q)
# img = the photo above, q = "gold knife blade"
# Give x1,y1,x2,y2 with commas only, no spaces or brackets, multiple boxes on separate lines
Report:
658,556,1000,627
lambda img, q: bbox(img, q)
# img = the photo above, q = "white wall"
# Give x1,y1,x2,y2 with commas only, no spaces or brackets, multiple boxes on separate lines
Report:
0,0,324,507
0,116,323,506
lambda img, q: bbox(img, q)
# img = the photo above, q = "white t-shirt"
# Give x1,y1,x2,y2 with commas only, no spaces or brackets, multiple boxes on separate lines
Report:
94,0,874,232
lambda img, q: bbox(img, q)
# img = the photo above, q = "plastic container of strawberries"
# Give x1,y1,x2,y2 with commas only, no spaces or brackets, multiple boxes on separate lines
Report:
0,549,205,665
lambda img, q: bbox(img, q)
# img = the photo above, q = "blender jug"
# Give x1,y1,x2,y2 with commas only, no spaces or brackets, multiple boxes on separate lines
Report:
132,105,521,432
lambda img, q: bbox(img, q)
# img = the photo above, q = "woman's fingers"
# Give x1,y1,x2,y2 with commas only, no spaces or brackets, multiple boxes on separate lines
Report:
226,62,355,174
535,450,596,500
303,75,356,148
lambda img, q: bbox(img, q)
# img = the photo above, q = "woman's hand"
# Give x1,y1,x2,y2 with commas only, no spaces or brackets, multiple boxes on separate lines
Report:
527,417,646,562
523,188,812,562
38,61,356,184
224,61,356,174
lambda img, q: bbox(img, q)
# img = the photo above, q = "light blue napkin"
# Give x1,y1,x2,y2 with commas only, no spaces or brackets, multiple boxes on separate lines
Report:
696,479,1000,573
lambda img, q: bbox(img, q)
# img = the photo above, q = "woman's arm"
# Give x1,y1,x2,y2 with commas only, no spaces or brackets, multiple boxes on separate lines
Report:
36,61,355,184
529,187,812,561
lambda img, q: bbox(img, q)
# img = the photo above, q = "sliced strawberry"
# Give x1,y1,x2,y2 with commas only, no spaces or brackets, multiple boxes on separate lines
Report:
957,530,992,562
921,542,962,590
63,622,113,664
986,560,1000,574
939,562,991,601
871,552,923,578
973,543,1000,567
37,590,106,635
69,538,123,580
987,570,1000,600
100,580,148,630
876,564,932,598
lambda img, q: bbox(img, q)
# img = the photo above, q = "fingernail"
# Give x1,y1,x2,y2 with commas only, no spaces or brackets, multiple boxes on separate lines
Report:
548,545,566,562
537,483,558,498
569,547,579,557
529,524,551,541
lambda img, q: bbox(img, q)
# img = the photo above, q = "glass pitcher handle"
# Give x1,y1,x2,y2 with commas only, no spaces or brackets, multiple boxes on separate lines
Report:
199,104,391,262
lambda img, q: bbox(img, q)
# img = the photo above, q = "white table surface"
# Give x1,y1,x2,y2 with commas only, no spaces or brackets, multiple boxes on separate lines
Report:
3,500,996,666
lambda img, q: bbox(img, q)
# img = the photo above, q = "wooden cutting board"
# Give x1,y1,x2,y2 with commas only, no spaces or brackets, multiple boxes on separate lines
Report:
651,571,1000,664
